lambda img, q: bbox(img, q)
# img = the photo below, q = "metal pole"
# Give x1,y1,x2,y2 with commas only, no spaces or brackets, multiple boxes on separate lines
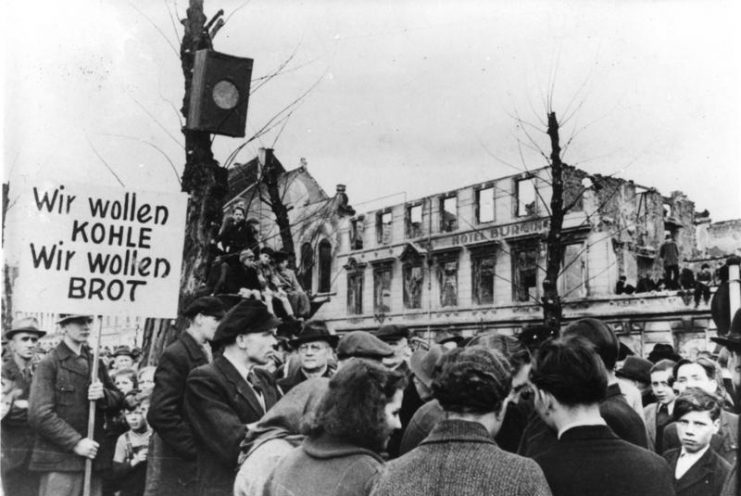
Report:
83,316,103,496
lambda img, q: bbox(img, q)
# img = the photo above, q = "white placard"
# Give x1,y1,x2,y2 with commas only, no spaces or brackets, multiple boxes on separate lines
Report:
13,180,188,319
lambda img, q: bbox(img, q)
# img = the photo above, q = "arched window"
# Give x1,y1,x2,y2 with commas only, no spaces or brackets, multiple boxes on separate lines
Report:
299,242,314,291
318,239,332,293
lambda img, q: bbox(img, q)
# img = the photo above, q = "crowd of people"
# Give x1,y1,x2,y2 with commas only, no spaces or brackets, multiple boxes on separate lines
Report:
2,296,740,496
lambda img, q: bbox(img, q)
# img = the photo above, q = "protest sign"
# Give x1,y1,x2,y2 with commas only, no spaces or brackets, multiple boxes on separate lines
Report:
13,180,188,318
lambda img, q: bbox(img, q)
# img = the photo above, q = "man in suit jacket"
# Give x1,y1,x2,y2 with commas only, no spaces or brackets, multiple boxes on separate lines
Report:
644,359,678,452
28,315,123,496
145,296,226,496
530,338,674,496
372,347,551,496
662,388,731,496
1,317,47,496
185,300,282,496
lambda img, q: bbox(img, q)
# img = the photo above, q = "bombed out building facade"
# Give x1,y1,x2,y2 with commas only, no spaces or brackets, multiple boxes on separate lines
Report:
314,165,738,356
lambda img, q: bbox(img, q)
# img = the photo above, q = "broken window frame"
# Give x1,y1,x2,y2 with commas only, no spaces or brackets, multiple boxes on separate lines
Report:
560,241,588,299
317,239,332,293
435,251,460,307
475,186,495,224
346,271,364,315
406,203,424,239
402,261,424,309
471,245,497,305
376,210,393,245
440,194,458,233
372,262,393,314
511,240,540,303
515,176,538,218
349,216,365,250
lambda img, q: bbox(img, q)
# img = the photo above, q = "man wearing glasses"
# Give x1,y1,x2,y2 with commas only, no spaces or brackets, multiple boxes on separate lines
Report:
279,321,338,394
2,317,46,496
145,296,226,496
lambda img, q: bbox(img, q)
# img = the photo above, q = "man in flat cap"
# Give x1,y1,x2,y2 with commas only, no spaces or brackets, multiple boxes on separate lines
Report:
184,300,282,496
375,324,412,373
2,317,46,496
335,331,394,367
145,296,226,496
279,320,338,393
29,314,123,496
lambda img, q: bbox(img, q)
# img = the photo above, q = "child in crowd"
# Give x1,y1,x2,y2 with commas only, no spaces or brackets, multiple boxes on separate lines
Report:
113,368,138,395
136,366,156,397
112,392,152,496
663,388,731,496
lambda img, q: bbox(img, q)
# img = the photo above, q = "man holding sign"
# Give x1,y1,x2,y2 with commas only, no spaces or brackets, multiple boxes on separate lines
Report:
29,314,123,496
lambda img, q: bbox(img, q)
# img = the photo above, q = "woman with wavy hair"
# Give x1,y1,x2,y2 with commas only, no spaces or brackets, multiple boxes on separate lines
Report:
264,359,406,496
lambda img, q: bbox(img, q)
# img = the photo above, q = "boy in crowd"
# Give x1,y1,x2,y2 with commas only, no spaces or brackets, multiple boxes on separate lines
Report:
644,359,677,453
113,392,152,496
113,368,138,395
662,388,731,496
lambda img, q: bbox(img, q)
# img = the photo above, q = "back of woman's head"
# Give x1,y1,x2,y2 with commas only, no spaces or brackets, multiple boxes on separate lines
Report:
432,346,512,415
308,359,406,452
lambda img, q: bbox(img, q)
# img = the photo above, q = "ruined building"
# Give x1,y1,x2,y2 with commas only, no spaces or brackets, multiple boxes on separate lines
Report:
314,165,739,356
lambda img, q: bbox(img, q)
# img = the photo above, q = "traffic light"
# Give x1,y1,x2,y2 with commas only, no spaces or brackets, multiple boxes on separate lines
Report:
187,49,254,138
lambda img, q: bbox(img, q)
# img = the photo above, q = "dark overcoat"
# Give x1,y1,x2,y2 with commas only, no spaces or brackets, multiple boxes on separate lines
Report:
533,424,675,496
2,356,37,472
663,447,731,496
662,410,738,466
184,356,280,496
144,331,210,496
372,419,551,496
28,341,123,472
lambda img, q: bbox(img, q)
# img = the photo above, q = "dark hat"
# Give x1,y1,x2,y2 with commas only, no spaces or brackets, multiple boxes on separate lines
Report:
57,314,94,325
409,345,444,388
212,300,281,344
238,249,256,264
618,342,636,361
711,308,741,352
4,316,47,340
290,320,339,348
259,246,275,257
337,331,394,360
113,345,135,359
182,296,227,320
647,343,682,363
518,324,558,351
616,356,652,384
277,319,303,340
562,318,619,370
435,331,464,347
375,324,410,343
273,250,290,262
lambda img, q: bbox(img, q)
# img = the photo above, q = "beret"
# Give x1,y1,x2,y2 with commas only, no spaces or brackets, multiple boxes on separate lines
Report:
375,324,410,343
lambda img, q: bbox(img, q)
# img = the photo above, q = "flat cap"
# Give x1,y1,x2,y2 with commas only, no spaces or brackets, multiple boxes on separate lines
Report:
182,296,227,320
337,331,394,360
57,314,94,325
615,356,652,384
212,299,281,344
410,345,444,388
375,324,410,343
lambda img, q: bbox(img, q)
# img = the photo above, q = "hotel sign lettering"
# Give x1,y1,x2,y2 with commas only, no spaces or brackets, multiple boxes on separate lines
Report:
448,218,549,247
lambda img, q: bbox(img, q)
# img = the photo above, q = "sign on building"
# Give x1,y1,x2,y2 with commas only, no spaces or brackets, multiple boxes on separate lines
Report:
13,180,188,319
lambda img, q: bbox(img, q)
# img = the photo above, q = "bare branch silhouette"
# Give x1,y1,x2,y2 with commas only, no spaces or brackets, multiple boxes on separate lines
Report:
99,133,182,186
85,134,125,187
224,0,254,26
128,93,184,148
125,0,180,58
163,0,181,44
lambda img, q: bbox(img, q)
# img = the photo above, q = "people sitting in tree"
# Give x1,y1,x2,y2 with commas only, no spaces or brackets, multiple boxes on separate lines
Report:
213,249,262,298
616,276,636,295
273,250,311,318
256,247,296,319
695,263,713,308
217,205,259,260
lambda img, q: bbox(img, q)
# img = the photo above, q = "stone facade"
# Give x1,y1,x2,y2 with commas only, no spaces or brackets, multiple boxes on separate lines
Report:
314,165,739,357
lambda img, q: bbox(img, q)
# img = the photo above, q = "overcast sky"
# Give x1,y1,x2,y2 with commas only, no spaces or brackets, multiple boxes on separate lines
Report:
4,0,740,223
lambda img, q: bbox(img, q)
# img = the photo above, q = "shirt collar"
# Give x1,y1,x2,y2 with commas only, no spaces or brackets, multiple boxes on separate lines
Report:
222,351,252,381
557,419,607,439
680,444,710,462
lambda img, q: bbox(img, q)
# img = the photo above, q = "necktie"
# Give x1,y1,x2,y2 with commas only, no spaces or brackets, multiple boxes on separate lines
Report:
247,370,266,412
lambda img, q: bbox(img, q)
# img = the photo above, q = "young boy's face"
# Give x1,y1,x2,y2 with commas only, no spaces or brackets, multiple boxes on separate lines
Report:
125,407,147,432
650,369,676,405
115,376,135,394
676,410,719,453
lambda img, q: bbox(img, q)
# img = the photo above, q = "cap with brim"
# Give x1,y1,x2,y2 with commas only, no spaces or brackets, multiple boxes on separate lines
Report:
4,317,47,340
337,331,394,360
57,314,94,325
273,250,289,262
212,300,281,344
289,321,339,348
409,345,443,388
647,343,682,363
711,308,741,352
615,356,652,384
113,345,134,358
375,324,410,343
183,296,228,320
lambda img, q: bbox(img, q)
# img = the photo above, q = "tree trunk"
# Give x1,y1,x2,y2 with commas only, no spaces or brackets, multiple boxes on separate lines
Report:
141,0,227,364
543,111,565,333
2,182,11,329
263,149,296,264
